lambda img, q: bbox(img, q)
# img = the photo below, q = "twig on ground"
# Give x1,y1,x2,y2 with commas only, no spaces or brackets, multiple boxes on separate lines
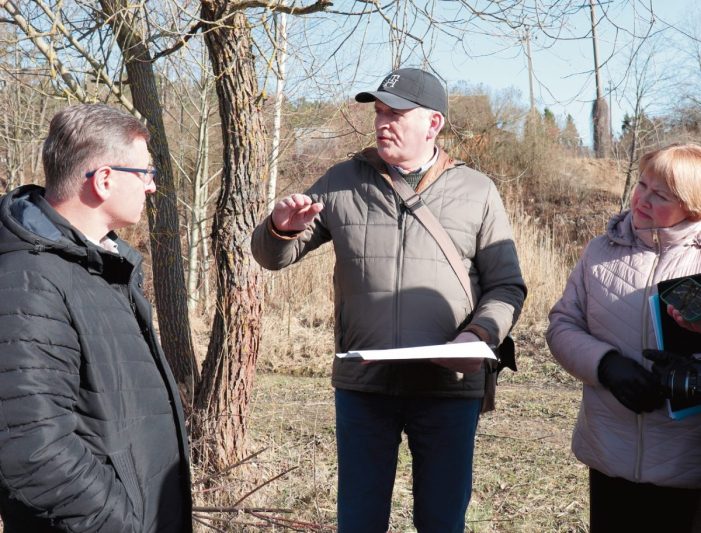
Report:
193,447,268,487
231,465,299,508
192,514,228,532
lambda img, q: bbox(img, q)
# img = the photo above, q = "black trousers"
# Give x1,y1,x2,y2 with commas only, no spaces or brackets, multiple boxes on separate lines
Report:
590,468,701,533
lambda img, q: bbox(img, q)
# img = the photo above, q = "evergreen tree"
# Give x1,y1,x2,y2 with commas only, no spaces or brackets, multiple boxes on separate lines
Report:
560,114,582,151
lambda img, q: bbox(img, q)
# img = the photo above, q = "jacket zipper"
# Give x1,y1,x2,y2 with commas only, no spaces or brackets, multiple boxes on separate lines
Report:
394,204,407,348
124,256,138,314
636,228,660,481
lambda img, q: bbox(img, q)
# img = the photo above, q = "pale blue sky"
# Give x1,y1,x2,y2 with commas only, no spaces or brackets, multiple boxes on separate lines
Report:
279,0,699,148
429,0,696,146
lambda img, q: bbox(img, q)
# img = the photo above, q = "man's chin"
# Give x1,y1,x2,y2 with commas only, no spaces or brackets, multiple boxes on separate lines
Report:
377,147,399,165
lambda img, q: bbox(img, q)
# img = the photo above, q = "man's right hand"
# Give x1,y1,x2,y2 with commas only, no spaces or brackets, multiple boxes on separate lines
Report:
432,331,484,375
272,194,324,232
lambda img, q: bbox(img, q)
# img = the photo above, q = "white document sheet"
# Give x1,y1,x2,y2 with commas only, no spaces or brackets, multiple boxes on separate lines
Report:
336,342,496,361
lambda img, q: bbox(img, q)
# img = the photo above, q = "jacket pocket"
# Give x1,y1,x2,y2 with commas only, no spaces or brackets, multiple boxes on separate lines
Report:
109,446,144,524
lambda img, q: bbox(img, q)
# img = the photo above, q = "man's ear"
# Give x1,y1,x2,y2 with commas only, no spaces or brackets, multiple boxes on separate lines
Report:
427,111,445,141
88,166,113,201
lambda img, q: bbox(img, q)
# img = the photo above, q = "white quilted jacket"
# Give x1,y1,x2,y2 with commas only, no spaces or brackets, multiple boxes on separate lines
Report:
547,210,701,488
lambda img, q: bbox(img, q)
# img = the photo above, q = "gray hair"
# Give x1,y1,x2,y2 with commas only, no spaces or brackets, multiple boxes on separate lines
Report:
42,104,149,201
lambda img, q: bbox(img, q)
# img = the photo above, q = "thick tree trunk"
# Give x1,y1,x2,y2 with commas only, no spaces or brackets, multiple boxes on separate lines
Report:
99,0,199,401
194,4,267,470
592,96,611,159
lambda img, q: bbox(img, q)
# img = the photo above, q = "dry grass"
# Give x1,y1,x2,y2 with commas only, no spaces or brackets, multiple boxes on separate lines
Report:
258,250,335,376
236,363,587,532
508,202,572,328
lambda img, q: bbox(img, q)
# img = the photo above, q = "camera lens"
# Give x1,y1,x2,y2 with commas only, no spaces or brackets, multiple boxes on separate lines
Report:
667,369,699,399
689,373,699,398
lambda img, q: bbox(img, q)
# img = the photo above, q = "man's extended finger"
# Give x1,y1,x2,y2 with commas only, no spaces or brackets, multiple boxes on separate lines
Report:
295,202,324,221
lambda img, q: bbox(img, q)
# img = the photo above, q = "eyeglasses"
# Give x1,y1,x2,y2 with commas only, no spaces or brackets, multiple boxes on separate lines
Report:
85,166,157,186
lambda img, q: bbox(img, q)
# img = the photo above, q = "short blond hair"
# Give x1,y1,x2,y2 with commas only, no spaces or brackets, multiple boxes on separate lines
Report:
639,143,701,219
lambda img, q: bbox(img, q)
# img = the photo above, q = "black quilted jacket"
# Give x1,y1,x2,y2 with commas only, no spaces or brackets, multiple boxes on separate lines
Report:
0,185,192,532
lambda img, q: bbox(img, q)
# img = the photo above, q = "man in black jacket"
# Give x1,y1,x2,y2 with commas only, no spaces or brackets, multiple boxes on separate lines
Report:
0,104,192,532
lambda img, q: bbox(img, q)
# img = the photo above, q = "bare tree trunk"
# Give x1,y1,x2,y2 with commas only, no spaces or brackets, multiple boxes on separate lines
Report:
524,26,536,115
186,207,200,313
199,183,212,312
267,11,287,215
620,103,642,210
2,107,13,190
194,4,267,470
592,97,611,158
32,92,49,176
187,75,211,313
99,0,199,401
590,0,612,158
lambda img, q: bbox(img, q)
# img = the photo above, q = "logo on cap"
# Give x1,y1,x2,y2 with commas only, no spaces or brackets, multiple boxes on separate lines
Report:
382,75,400,89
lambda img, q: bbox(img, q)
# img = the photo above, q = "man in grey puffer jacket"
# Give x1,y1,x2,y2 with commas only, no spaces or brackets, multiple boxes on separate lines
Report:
252,68,525,533
0,104,192,532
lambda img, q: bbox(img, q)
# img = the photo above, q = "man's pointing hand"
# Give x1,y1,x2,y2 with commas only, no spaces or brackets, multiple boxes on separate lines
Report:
272,193,324,232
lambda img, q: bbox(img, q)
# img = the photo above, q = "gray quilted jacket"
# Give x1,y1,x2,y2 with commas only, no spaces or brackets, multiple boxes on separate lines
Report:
252,148,526,397
547,210,701,488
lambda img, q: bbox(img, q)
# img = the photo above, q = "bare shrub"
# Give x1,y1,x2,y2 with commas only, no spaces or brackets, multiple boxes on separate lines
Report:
507,201,571,328
259,250,335,376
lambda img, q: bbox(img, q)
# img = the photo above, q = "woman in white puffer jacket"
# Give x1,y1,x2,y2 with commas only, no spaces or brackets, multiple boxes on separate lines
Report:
547,143,701,533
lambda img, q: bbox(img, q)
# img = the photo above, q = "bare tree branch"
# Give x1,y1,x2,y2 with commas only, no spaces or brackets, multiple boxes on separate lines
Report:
31,0,139,115
0,0,87,101
151,20,206,61
233,0,333,15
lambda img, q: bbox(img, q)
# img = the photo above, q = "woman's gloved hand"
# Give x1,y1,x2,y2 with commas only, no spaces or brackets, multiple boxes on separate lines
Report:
597,351,665,413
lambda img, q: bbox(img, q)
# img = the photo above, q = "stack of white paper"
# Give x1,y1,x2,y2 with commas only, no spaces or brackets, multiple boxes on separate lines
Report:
336,342,495,361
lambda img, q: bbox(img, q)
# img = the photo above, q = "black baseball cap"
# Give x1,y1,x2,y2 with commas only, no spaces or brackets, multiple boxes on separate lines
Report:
355,68,447,115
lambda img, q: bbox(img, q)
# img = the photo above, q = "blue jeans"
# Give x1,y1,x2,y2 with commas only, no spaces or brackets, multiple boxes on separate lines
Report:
335,389,481,533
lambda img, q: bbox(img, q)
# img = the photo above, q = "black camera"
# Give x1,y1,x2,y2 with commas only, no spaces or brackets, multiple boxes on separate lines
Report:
646,349,701,401
658,364,700,400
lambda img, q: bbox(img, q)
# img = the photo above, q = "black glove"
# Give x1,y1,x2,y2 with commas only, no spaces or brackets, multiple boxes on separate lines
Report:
597,351,665,413
643,349,701,400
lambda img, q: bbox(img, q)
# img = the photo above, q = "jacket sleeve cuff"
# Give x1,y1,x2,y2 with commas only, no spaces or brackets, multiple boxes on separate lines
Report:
463,324,492,346
267,216,303,241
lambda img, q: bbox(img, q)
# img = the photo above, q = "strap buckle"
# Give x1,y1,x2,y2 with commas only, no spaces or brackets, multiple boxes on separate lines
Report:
404,194,424,213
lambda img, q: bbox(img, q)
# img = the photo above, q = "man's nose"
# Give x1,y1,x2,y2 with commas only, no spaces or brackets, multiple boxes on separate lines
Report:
145,180,157,194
